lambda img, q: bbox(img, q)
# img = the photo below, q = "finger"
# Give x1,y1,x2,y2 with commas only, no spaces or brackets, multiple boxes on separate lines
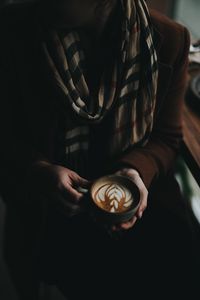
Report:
62,184,84,203
136,197,148,219
122,172,148,218
75,175,91,188
139,187,148,202
121,169,147,189
115,169,148,201
120,216,137,230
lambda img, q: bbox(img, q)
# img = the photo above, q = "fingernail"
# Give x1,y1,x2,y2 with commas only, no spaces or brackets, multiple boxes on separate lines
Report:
139,211,143,219
77,187,88,194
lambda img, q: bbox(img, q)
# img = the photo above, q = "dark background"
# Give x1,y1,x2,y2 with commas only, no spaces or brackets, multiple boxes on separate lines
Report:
0,1,196,300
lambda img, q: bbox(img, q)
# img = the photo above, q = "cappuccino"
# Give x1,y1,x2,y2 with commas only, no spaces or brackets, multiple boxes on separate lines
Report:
93,182,133,213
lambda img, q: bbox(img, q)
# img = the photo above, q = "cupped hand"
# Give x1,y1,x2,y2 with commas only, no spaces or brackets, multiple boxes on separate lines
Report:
111,168,148,231
28,161,90,217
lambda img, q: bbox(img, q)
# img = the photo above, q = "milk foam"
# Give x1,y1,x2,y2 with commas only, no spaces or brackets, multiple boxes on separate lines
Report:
94,183,133,213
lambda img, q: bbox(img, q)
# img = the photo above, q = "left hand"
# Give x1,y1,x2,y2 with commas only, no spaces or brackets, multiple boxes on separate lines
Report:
111,168,148,231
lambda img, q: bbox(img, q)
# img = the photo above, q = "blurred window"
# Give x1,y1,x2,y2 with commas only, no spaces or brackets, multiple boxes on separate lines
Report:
175,0,200,38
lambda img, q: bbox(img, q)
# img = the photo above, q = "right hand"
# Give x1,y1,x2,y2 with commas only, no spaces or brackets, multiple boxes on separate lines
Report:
28,161,90,217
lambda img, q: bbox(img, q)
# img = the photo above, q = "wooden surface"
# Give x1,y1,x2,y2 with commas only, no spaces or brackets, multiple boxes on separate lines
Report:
182,103,200,185
182,72,200,186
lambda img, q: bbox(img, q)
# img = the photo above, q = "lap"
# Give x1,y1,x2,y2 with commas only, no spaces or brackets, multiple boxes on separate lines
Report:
38,176,197,299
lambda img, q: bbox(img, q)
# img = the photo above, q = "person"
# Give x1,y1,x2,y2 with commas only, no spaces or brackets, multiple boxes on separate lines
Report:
0,0,197,299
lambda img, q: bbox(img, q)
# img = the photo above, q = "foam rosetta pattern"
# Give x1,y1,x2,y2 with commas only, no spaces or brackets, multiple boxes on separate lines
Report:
94,183,133,213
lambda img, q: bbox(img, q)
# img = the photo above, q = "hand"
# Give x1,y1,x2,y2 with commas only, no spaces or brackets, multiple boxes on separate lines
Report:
28,161,90,217
112,168,148,231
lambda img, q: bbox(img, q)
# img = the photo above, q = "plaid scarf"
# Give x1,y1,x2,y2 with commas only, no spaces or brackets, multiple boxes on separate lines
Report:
40,0,158,177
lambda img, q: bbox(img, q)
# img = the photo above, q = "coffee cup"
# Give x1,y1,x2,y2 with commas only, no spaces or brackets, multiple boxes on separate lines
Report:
79,174,140,225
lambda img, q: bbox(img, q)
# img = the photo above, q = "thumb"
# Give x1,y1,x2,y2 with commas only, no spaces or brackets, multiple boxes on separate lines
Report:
76,175,90,188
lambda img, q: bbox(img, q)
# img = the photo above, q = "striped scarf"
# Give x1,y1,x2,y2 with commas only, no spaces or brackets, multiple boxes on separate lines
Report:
41,0,158,176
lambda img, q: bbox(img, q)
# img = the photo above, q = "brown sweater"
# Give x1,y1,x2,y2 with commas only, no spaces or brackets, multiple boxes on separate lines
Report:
0,4,190,197
109,10,191,188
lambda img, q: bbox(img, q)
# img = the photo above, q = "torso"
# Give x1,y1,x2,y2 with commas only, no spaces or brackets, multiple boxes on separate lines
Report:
78,0,123,97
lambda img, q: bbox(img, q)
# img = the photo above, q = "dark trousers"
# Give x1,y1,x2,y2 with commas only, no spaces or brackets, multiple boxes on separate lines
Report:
39,176,198,300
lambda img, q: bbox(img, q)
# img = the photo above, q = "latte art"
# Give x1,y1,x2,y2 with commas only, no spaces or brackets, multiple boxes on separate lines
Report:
94,183,133,213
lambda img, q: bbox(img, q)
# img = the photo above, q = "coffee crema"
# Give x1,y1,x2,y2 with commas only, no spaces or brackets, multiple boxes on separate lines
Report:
93,183,133,213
